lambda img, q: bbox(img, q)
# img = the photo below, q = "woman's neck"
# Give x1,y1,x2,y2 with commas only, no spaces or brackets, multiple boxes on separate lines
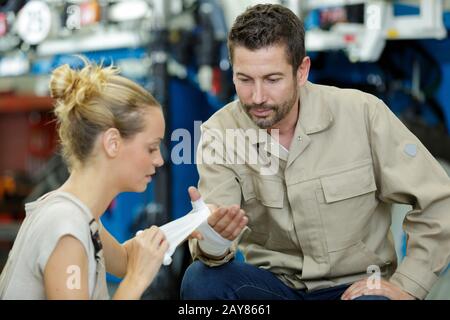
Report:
58,165,118,220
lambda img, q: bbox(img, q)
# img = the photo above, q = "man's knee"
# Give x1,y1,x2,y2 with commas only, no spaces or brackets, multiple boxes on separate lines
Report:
180,260,225,299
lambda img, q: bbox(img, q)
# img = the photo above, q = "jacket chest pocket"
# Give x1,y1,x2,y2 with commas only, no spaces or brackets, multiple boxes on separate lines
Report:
316,163,379,252
319,164,377,204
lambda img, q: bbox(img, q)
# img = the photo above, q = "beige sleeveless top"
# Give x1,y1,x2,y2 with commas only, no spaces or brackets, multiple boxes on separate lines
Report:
0,191,109,299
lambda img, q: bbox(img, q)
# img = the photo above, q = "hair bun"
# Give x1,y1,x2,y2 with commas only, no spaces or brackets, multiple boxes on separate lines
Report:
50,61,118,113
49,64,80,101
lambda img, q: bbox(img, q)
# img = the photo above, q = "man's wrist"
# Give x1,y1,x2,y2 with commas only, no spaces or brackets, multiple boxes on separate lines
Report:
196,220,232,256
197,241,230,260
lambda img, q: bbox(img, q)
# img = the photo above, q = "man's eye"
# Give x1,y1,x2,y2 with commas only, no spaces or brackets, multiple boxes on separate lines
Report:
267,78,280,83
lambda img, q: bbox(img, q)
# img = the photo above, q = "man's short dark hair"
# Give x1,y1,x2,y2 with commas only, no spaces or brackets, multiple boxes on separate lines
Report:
228,4,306,74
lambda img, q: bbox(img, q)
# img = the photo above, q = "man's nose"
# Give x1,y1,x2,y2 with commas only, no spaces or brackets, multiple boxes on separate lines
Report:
252,82,266,105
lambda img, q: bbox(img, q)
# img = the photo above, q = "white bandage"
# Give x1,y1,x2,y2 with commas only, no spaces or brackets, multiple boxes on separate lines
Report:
136,198,232,264
136,197,211,265
191,198,232,256
196,220,232,257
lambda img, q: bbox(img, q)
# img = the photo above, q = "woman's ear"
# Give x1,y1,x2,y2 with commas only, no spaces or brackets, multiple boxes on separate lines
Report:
102,128,122,158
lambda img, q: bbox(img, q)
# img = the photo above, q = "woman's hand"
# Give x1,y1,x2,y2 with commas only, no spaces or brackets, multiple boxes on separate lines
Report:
125,226,168,286
114,226,168,299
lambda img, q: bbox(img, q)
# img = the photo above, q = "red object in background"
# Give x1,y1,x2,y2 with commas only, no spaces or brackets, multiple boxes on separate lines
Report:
0,94,54,112
0,13,7,37
80,1,101,27
344,34,356,43
0,94,56,174
0,95,55,221
0,214,13,223
211,66,222,96
27,112,57,159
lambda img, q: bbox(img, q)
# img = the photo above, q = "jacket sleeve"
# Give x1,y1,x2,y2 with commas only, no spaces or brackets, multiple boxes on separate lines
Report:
368,97,450,299
188,125,243,266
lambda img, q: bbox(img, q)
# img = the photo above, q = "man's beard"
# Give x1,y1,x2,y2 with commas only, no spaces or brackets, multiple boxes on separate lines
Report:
242,86,298,129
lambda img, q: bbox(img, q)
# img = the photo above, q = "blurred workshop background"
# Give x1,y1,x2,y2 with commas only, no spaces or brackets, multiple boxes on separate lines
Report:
0,0,449,299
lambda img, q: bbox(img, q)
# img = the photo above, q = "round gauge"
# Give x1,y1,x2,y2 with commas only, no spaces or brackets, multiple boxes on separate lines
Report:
16,1,52,45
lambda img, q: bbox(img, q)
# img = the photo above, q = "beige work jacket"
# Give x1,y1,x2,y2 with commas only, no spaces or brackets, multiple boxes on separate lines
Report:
190,81,450,299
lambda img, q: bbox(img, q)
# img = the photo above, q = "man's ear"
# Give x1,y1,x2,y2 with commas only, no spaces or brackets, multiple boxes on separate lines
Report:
296,56,311,86
102,128,122,158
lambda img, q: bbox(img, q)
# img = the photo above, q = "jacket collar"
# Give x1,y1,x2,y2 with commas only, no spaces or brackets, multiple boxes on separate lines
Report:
297,81,334,135
233,81,334,142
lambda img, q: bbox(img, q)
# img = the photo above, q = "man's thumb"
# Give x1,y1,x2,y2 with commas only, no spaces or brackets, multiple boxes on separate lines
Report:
188,186,201,202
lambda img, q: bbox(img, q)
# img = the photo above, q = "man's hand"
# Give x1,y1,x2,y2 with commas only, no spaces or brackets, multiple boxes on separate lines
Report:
188,186,248,241
341,278,416,300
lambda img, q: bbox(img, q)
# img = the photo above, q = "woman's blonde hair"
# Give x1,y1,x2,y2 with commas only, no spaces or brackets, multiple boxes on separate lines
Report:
49,57,161,170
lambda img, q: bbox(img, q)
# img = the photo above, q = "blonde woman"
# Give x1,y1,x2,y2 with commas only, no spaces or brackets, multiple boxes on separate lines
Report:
0,60,169,299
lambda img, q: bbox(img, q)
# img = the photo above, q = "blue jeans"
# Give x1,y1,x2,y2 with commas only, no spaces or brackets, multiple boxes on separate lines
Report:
181,260,389,300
